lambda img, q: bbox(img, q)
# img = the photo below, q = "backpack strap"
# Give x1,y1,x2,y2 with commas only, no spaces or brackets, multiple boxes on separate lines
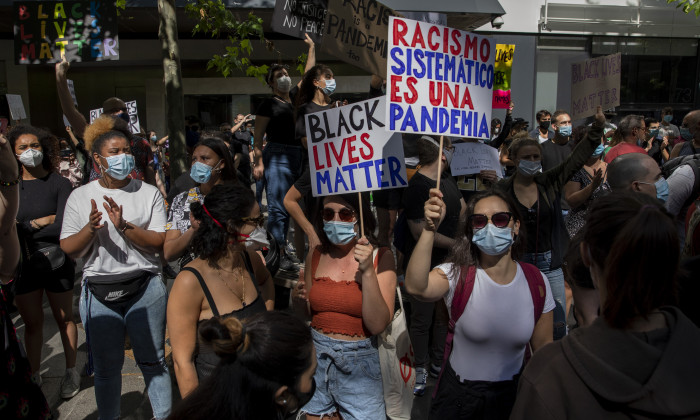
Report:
433,264,476,398
519,262,546,324
181,267,220,317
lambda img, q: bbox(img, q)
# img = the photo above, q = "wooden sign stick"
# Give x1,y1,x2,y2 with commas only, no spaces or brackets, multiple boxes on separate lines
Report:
435,135,445,188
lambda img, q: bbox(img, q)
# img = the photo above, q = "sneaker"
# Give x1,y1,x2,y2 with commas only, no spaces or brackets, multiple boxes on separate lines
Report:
429,363,442,379
60,367,81,399
413,367,428,396
279,255,300,273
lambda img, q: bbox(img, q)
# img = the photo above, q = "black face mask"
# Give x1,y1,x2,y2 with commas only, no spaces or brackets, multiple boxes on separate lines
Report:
539,120,551,131
277,378,316,420
118,112,130,123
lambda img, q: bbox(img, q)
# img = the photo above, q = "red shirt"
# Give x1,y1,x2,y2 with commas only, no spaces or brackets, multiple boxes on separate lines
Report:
604,142,647,164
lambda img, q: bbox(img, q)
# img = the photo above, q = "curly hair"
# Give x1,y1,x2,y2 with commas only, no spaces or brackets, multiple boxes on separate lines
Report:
83,115,132,154
189,184,256,269
295,64,333,109
8,125,59,173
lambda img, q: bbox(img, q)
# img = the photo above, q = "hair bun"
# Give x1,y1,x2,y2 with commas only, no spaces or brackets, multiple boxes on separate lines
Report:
198,317,248,359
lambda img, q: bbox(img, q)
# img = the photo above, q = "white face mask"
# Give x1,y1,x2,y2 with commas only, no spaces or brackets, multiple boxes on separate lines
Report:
276,76,292,93
244,227,270,250
17,148,44,168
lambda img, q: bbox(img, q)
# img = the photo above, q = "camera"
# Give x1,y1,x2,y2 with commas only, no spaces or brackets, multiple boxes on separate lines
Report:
491,16,504,29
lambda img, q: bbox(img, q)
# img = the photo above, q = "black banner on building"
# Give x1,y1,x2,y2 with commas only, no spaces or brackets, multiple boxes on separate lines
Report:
271,0,327,44
13,1,119,64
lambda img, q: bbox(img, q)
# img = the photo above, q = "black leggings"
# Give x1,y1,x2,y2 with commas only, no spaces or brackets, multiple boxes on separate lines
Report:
430,362,519,420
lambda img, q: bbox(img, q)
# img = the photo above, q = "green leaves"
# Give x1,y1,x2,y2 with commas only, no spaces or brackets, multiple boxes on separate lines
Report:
185,0,268,82
667,0,700,16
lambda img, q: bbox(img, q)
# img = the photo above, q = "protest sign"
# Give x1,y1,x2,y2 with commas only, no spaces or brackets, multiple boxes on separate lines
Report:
6,94,27,120
90,100,141,134
386,17,496,140
571,53,621,120
271,0,327,44
492,44,514,109
306,97,407,197
13,0,119,64
321,0,400,78
450,141,501,177
63,79,77,127
400,12,446,26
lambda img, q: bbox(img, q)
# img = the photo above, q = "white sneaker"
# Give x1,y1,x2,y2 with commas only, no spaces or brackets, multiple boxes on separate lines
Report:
60,367,81,399
413,367,428,396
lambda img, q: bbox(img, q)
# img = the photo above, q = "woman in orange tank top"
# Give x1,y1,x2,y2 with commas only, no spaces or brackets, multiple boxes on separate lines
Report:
293,192,396,420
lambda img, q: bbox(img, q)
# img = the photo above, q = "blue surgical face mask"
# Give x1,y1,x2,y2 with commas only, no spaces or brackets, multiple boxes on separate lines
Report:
100,153,135,180
472,224,514,256
517,160,542,177
323,78,336,95
150,135,157,142
323,221,356,245
558,125,572,137
592,144,605,157
648,129,659,139
654,176,669,203
663,115,673,123
681,127,694,141
190,160,220,184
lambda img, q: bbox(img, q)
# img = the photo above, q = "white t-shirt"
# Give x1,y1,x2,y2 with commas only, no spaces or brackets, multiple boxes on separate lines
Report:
436,263,555,382
60,179,167,278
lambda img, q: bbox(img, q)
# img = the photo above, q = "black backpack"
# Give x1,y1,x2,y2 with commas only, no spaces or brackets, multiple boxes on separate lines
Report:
662,154,700,209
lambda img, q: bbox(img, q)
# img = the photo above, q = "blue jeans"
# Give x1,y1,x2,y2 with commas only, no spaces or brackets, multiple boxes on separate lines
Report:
80,275,171,419
263,143,303,248
522,251,566,340
301,329,385,420
255,176,266,210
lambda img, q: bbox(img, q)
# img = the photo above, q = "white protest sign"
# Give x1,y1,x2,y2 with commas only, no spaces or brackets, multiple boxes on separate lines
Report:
90,100,141,134
571,53,621,120
450,141,502,177
6,94,27,120
306,97,407,197
63,79,78,127
386,17,495,140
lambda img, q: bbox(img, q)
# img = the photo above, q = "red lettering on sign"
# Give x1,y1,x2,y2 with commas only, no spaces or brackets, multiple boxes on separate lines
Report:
360,133,374,160
393,18,408,47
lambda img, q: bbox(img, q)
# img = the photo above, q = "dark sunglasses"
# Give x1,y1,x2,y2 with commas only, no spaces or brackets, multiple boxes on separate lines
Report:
322,207,355,222
468,212,513,230
240,214,266,227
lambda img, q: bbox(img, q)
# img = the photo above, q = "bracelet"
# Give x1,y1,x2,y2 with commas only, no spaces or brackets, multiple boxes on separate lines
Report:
120,223,129,234
0,176,20,187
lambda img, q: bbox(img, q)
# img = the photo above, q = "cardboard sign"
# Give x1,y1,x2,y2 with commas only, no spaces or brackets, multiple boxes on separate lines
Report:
63,79,77,127
306,97,407,196
571,53,621,120
386,17,496,140
6,94,27,120
13,0,119,64
271,0,327,44
492,44,515,109
450,141,502,177
90,100,141,134
321,0,400,78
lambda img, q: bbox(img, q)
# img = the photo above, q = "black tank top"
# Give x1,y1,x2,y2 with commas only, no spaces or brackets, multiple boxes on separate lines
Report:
180,251,267,380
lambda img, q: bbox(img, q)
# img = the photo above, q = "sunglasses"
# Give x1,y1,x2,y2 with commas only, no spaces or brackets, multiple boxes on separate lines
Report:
240,214,266,227
468,212,513,230
322,207,355,222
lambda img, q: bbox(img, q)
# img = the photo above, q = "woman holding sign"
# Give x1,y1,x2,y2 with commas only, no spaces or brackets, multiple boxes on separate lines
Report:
292,193,396,420
494,106,606,340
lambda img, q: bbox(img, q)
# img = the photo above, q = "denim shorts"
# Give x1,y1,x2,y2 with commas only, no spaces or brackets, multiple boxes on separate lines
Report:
300,328,385,420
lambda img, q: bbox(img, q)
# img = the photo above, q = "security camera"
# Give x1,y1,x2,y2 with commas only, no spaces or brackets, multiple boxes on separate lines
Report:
491,16,504,29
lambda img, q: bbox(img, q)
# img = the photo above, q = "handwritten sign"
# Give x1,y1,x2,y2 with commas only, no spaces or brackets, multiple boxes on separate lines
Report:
492,44,514,109
6,94,27,120
271,0,327,44
306,97,407,196
571,53,621,120
90,100,141,134
386,17,496,140
13,0,119,64
321,0,400,78
450,142,502,177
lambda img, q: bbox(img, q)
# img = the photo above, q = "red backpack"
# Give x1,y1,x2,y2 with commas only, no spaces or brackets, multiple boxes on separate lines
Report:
433,262,546,397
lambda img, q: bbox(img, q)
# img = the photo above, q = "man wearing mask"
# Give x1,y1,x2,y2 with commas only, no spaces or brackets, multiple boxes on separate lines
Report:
529,109,555,144
604,115,647,164
644,117,670,165
542,110,575,217
659,107,681,146
670,110,700,158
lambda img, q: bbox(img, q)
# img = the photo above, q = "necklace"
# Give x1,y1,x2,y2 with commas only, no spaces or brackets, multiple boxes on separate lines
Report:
215,256,246,307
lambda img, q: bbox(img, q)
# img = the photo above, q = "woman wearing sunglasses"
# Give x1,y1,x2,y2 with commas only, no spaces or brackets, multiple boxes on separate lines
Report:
405,189,555,419
292,193,396,420
167,183,274,398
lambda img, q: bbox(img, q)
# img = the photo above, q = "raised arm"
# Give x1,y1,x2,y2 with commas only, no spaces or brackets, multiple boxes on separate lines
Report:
55,58,88,138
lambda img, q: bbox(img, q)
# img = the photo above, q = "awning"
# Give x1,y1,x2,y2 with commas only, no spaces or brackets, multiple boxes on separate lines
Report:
383,0,506,31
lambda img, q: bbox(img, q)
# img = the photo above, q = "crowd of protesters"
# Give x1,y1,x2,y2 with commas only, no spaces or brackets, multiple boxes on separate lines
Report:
0,33,699,420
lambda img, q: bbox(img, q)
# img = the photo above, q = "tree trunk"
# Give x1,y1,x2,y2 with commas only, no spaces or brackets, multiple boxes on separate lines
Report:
158,0,186,182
